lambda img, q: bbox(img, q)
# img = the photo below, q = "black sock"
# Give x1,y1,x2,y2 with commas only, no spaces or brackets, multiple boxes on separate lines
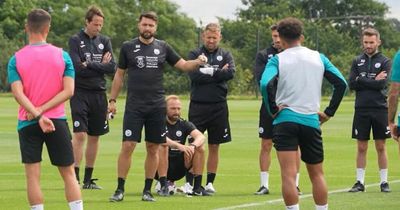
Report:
74,167,80,183
143,178,153,192
193,174,202,190
207,172,216,184
186,171,194,186
83,167,94,183
159,176,167,188
117,177,125,192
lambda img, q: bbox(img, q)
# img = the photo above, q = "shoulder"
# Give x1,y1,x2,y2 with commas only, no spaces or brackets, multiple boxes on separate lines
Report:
178,118,195,127
121,39,137,48
69,32,82,42
98,34,111,42
189,47,202,55
377,53,390,62
354,53,365,62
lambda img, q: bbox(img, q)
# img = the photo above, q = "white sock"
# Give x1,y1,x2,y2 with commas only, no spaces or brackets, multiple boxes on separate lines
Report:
295,173,300,187
316,204,328,210
286,204,299,210
68,200,83,210
380,168,388,184
31,204,44,210
356,168,365,184
260,171,269,188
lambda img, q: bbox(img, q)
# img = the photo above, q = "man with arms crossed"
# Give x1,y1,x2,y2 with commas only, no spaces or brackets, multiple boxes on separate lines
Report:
108,11,207,202
348,28,391,193
8,9,82,210
156,95,210,196
254,24,301,195
69,5,116,189
260,17,347,210
187,23,235,194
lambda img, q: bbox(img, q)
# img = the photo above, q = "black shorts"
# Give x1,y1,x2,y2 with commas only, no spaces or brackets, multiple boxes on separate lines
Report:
18,119,74,166
259,101,273,139
167,153,187,181
352,110,390,140
273,122,323,164
189,101,231,144
70,90,109,136
122,104,166,143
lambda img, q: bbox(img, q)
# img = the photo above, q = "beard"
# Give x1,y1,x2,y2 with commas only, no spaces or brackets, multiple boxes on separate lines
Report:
140,31,154,40
167,114,179,122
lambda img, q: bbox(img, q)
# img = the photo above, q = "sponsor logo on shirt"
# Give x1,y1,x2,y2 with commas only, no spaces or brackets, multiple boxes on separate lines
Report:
136,56,145,68
98,43,104,50
375,63,381,68
74,121,80,127
154,49,160,55
217,55,223,61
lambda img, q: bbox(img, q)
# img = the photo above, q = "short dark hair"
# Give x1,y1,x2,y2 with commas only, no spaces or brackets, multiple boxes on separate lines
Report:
27,9,51,33
139,11,158,23
277,17,303,42
270,24,278,31
85,5,104,22
362,27,380,40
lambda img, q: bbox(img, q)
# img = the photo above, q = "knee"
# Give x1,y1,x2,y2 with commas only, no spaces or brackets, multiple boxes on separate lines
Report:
121,141,136,154
146,143,160,155
195,144,205,154
358,144,368,154
375,143,386,154
261,140,273,152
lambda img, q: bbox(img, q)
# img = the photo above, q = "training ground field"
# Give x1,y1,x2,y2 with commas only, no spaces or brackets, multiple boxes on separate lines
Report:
1,96,400,210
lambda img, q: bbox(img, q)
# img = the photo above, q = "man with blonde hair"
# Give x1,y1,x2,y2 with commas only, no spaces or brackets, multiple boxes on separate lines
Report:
156,95,210,196
187,22,235,194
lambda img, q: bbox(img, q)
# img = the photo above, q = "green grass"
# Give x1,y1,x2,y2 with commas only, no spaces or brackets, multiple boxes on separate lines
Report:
1,96,400,209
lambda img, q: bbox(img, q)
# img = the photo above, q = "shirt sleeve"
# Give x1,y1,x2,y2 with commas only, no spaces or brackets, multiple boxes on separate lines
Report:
165,42,181,66
260,55,279,116
63,51,75,78
391,51,400,82
254,51,267,86
7,55,21,84
118,43,128,70
320,54,347,117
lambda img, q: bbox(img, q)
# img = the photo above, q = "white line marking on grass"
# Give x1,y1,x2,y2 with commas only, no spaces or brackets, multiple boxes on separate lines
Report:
214,180,400,210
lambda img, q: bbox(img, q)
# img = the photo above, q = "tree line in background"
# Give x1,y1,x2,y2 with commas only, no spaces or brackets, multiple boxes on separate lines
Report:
1,0,400,96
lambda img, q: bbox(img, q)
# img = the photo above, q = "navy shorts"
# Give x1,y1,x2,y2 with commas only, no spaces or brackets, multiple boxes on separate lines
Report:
258,101,273,139
122,104,167,143
273,122,323,164
70,89,109,136
18,119,74,166
352,110,390,140
189,101,231,144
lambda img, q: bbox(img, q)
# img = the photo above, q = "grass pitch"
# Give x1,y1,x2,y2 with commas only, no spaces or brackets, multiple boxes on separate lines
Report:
1,96,400,209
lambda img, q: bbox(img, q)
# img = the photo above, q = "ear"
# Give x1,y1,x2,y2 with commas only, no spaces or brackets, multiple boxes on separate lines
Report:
300,34,305,43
